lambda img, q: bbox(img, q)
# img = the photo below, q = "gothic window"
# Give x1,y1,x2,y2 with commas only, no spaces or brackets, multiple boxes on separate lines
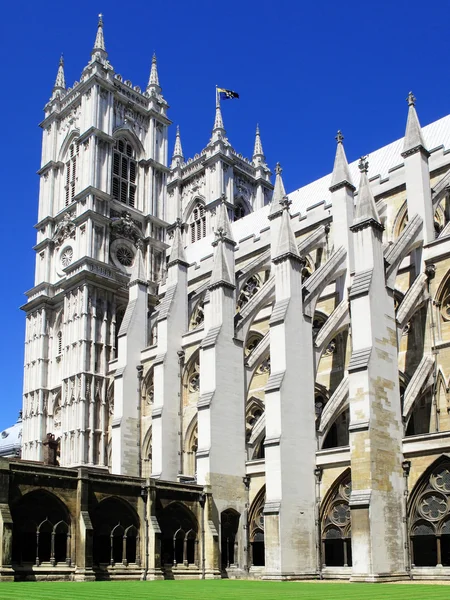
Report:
321,472,352,567
405,392,433,436
244,332,263,357
185,355,200,394
237,275,261,312
312,312,327,338
249,487,265,567
246,399,264,443
221,510,240,568
185,420,198,477
189,300,205,331
57,331,62,356
114,307,126,359
234,202,246,221
323,409,350,449
65,141,79,207
190,203,206,243
112,138,137,208
409,460,450,567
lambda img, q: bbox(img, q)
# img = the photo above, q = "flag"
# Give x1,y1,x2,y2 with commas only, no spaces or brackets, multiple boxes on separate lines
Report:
218,88,239,100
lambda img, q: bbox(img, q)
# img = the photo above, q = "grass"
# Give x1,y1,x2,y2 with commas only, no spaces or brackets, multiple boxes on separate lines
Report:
0,580,449,600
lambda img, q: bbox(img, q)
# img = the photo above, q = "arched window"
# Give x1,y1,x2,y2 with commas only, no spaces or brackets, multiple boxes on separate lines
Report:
190,203,206,243
322,409,350,449
65,141,79,207
249,487,265,567
234,202,246,221
112,138,137,207
321,472,352,567
409,460,450,567
57,330,62,356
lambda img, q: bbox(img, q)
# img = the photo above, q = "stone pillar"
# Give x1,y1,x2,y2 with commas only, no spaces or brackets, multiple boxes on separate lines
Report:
151,222,188,481
74,468,95,581
112,246,148,476
348,158,406,581
196,202,246,567
263,201,317,579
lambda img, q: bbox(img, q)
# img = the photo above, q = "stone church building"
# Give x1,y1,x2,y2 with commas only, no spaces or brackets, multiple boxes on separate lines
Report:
2,15,450,582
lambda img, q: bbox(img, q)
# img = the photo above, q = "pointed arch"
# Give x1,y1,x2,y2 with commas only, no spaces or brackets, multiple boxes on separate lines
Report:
142,426,152,478
112,127,145,158
184,414,198,476
248,485,265,567
408,455,450,567
58,128,81,162
320,468,352,568
183,195,206,224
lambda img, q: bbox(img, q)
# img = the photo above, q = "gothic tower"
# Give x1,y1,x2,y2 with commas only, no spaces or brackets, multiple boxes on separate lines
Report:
21,16,170,469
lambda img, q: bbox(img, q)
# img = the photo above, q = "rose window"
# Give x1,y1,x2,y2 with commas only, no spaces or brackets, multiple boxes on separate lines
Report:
419,492,448,521
116,246,134,267
61,247,73,268
330,501,350,526
432,468,450,494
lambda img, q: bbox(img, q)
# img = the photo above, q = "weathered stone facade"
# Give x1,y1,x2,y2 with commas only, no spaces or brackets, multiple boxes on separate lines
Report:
3,16,450,583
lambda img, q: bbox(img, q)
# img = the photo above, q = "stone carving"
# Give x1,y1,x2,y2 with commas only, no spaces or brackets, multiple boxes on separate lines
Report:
110,211,143,246
53,212,76,246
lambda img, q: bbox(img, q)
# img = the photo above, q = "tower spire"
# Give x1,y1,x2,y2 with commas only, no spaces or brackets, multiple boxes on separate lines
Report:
269,163,288,219
147,53,161,92
353,157,382,227
53,55,66,96
171,125,184,166
252,124,266,165
329,131,355,191
210,88,226,143
402,91,428,157
92,13,107,59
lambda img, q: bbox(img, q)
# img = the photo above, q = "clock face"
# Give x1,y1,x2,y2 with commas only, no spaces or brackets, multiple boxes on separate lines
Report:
56,244,75,277
110,238,136,274
60,246,73,268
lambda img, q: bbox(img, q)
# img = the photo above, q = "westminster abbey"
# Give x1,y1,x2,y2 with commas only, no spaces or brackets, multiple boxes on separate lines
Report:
2,15,450,582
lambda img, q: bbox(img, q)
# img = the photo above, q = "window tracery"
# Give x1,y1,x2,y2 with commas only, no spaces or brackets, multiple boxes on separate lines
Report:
248,487,265,567
187,359,200,393
190,203,206,243
237,275,261,312
321,472,352,567
112,138,137,208
256,356,270,375
189,300,205,330
65,141,79,207
409,461,450,567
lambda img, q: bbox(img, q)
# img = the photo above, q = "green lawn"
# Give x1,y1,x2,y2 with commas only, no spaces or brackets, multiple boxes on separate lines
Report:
0,580,449,600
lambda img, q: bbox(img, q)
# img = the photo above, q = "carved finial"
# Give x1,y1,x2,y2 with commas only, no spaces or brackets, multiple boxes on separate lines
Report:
220,193,227,204
147,53,160,89
174,217,183,230
275,162,282,176
335,130,344,144
407,91,416,107
98,13,103,25
280,196,292,210
358,156,369,174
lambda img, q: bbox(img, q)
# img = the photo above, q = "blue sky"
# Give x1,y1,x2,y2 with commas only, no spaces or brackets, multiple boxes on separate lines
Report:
1,0,449,431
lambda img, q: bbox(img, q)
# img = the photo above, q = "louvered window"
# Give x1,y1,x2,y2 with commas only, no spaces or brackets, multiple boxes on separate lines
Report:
190,203,206,243
65,142,79,207
112,138,137,208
